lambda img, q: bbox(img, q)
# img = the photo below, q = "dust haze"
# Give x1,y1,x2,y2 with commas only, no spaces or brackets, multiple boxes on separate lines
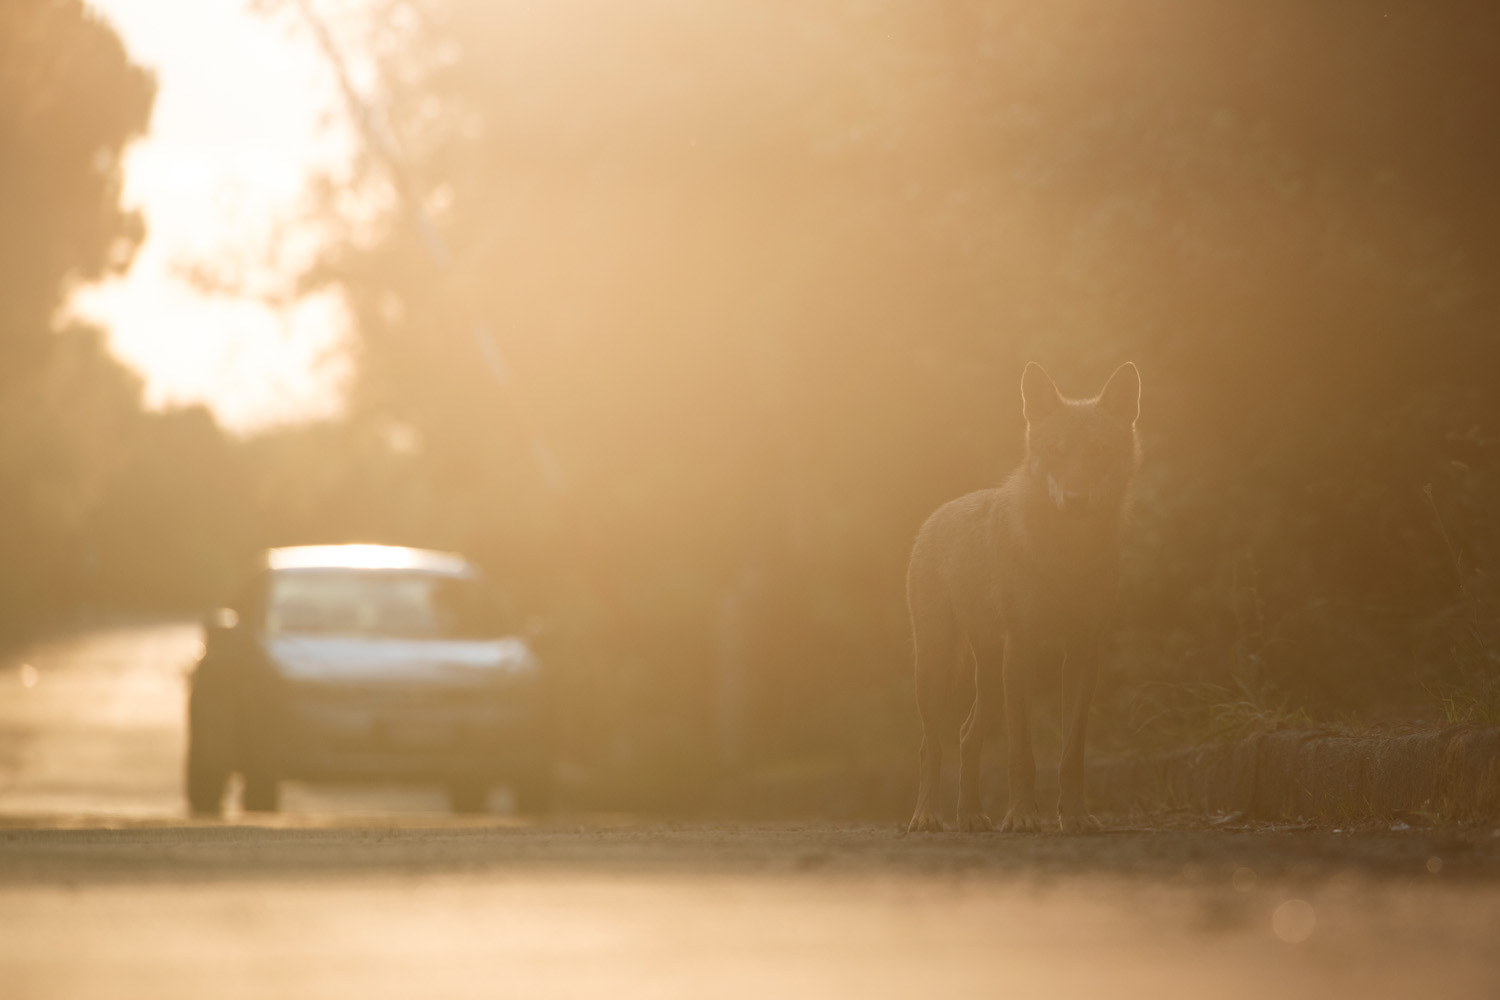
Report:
4,1,1500,996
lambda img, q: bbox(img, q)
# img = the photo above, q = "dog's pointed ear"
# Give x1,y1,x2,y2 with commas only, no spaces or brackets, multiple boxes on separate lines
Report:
1097,362,1141,425
1021,362,1064,424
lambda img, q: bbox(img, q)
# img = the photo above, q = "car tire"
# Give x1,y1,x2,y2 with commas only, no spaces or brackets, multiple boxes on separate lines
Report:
447,780,489,815
241,769,281,812
513,764,554,816
185,672,235,816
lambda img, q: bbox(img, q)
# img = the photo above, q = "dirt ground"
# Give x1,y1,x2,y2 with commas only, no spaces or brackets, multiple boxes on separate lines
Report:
3,622,1500,999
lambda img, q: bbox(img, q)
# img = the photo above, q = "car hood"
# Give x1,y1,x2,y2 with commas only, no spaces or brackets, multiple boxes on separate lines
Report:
265,634,538,683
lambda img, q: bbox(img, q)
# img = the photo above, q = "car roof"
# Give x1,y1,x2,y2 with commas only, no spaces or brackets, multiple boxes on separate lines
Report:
265,544,477,578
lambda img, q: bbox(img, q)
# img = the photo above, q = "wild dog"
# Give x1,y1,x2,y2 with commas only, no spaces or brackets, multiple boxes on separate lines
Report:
906,362,1141,834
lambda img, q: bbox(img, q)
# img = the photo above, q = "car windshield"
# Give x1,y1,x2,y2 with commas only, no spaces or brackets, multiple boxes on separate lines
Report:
266,570,506,639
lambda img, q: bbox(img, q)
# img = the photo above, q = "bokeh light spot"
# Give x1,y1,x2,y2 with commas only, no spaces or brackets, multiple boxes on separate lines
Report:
1272,899,1317,943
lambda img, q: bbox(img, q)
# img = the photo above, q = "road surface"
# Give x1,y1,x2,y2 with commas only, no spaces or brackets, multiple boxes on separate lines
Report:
2,621,1499,999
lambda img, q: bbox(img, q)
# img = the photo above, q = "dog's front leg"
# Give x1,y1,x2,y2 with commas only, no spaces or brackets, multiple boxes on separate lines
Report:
998,634,1043,832
1057,632,1102,834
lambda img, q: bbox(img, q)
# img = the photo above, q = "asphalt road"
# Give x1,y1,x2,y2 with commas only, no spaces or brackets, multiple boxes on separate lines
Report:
2,622,1499,999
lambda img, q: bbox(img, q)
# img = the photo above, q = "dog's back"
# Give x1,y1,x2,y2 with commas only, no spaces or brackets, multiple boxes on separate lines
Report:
906,484,1017,656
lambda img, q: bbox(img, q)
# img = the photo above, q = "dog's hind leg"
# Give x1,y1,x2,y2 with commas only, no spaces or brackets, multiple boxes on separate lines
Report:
956,639,1000,832
908,611,961,833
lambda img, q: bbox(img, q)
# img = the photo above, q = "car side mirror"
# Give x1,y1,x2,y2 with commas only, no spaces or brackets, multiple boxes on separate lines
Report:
203,607,241,652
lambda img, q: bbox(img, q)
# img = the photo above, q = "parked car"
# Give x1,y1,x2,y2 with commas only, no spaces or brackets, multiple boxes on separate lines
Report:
186,544,552,816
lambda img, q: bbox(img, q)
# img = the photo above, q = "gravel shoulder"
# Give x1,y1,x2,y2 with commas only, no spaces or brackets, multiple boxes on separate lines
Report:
2,818,1499,885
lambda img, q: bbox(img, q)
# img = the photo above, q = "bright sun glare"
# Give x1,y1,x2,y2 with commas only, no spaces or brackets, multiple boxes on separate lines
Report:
70,0,357,434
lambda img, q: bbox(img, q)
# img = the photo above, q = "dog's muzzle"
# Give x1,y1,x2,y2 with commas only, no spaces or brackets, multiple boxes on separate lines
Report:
1046,474,1096,517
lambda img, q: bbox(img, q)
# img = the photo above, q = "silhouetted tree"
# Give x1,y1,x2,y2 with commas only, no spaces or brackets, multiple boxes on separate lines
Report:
0,1,159,636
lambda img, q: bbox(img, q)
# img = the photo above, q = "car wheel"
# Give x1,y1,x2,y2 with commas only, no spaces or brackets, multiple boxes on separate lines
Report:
447,780,489,815
241,769,281,812
513,764,554,815
185,673,235,816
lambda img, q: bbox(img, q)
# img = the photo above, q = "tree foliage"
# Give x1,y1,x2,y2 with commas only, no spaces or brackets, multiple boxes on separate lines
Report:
286,1,1500,789
9,1,1500,806
0,0,154,381
0,2,253,634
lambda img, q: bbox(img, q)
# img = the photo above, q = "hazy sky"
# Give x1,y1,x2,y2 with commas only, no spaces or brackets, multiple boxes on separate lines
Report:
70,0,359,433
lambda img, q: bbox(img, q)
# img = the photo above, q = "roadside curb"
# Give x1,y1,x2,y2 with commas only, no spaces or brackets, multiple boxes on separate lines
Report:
1087,725,1500,822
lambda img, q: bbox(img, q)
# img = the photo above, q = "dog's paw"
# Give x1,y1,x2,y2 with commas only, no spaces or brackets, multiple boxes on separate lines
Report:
955,810,994,833
998,806,1042,833
907,810,945,834
1057,811,1103,835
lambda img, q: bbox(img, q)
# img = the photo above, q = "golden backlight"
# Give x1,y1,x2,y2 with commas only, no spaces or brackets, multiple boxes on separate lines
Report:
16,0,1497,795
69,0,357,432
5,1,1500,994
